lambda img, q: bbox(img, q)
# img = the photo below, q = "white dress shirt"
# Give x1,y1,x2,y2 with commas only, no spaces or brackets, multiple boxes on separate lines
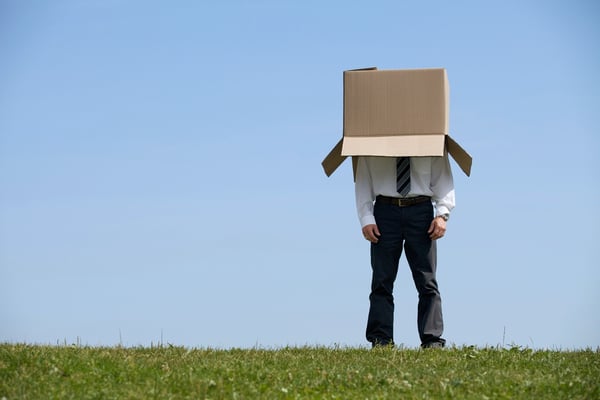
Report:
355,155,455,227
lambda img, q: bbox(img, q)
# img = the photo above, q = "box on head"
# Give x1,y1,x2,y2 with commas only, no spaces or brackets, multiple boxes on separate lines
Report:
322,67,472,179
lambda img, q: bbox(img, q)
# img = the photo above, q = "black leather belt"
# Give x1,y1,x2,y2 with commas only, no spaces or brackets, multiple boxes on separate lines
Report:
376,195,431,207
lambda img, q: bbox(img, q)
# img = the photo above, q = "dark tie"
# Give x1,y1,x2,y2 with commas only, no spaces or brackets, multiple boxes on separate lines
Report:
396,157,411,196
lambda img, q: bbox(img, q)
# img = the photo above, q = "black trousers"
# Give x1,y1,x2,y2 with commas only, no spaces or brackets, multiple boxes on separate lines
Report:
366,200,445,346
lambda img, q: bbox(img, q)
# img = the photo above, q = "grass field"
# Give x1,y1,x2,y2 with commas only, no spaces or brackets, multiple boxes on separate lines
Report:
1,343,598,399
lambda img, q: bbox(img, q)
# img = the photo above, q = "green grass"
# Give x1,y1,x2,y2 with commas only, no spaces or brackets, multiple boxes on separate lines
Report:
1,344,598,399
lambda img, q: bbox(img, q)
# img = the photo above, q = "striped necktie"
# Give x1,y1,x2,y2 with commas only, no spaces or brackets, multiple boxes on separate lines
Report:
396,157,411,196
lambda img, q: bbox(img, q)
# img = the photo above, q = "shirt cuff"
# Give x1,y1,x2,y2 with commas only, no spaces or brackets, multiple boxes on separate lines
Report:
360,215,376,227
436,205,451,217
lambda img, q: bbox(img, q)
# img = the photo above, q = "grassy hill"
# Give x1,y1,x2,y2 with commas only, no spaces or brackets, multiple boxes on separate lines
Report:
1,344,598,399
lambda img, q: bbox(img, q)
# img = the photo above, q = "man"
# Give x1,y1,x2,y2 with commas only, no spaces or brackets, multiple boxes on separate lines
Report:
355,153,455,349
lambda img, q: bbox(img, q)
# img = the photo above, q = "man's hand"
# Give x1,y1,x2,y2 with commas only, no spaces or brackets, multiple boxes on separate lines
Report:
362,224,380,243
428,217,447,240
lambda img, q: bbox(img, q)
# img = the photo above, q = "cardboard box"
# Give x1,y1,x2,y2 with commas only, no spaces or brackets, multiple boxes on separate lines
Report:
322,67,472,177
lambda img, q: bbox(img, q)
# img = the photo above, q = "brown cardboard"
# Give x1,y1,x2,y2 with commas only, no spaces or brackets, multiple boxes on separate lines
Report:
446,136,472,176
322,67,472,177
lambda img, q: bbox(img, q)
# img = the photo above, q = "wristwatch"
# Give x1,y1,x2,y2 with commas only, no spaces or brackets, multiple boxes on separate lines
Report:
437,213,449,221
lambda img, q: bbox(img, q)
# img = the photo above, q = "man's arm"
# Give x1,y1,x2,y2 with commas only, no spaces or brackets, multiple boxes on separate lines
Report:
428,153,455,240
355,157,380,243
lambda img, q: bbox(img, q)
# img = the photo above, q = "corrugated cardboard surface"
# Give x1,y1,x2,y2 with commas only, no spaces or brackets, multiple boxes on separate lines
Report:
445,136,472,176
343,68,448,137
322,138,345,177
322,67,472,177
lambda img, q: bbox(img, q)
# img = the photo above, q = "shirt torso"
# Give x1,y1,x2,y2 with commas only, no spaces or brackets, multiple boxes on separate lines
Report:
354,156,455,227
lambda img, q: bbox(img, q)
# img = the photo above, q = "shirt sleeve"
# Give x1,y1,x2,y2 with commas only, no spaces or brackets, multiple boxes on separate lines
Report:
355,156,377,227
430,152,456,216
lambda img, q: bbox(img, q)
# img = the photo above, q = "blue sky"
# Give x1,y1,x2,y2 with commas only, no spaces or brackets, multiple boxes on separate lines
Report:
1,0,598,349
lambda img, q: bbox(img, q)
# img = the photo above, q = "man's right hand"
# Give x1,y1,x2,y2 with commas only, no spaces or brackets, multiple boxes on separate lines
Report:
362,224,380,243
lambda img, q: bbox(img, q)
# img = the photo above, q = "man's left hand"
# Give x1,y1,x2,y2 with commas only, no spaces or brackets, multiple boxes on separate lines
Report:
428,217,447,240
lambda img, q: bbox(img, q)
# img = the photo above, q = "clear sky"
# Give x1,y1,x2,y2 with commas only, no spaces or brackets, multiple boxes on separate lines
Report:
1,0,598,350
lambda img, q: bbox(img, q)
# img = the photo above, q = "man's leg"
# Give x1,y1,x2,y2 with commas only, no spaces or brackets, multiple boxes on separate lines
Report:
403,202,446,347
366,203,403,346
